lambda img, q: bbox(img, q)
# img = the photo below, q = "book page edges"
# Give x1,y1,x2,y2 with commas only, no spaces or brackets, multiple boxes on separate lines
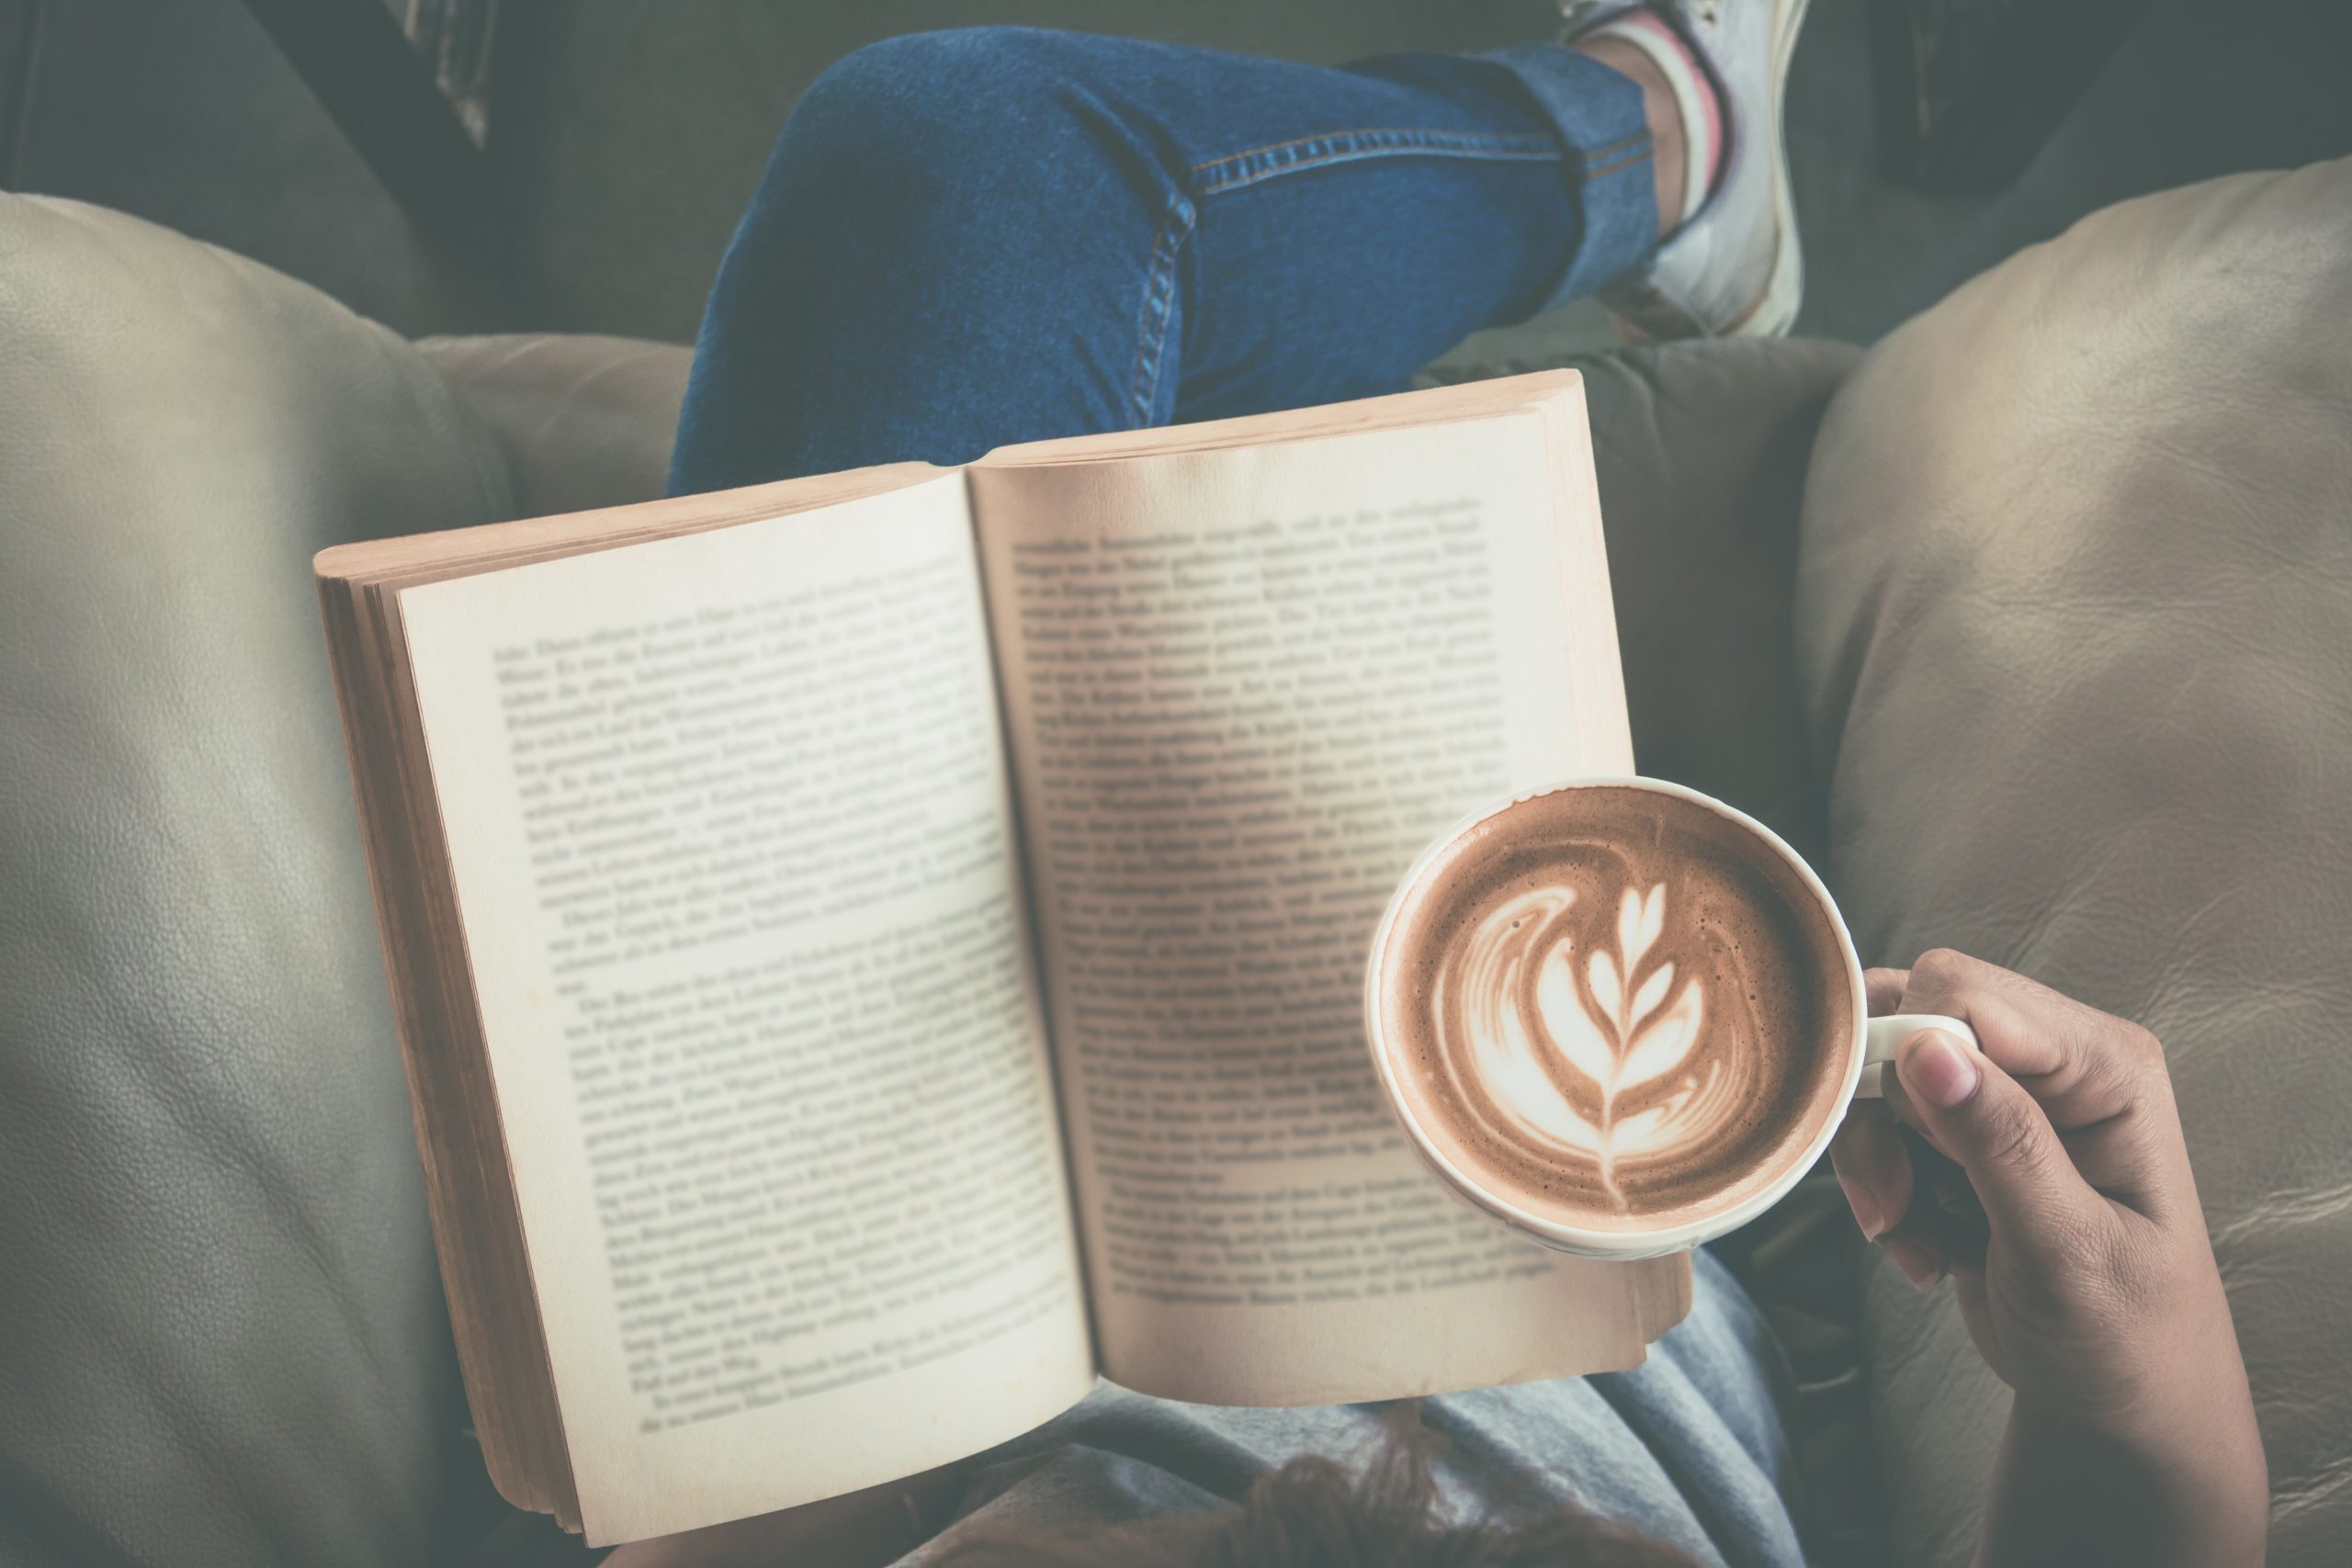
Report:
313,461,943,586
972,370,1585,469
317,577,581,1526
310,460,951,1528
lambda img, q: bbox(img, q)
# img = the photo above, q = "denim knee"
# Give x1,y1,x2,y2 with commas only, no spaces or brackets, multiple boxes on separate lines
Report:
776,27,1122,204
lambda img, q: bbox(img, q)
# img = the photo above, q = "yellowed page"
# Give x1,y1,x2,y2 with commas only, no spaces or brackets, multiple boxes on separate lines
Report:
970,398,1687,1406
398,473,1093,1544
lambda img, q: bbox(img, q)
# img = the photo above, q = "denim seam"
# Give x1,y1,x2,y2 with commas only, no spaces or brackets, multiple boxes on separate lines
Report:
1190,128,1559,196
1125,190,1195,426
1471,42,1663,310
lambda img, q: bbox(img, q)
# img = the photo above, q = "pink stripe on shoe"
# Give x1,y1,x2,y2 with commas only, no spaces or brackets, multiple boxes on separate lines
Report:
1601,8,1724,219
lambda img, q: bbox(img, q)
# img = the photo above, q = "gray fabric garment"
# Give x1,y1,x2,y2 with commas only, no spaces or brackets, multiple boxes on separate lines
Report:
896,1250,1806,1568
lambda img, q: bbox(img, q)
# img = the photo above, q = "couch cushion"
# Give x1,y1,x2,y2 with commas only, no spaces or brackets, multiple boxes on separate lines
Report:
416,333,691,520
0,194,512,1568
1796,157,2352,1567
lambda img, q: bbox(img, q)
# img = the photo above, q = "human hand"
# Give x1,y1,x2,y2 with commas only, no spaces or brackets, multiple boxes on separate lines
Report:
1827,949,2266,1566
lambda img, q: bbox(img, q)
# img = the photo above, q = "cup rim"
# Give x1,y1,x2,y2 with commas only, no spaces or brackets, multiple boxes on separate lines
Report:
1363,774,1869,1259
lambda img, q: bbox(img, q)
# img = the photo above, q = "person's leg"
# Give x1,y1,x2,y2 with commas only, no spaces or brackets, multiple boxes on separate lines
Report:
667,26,1663,494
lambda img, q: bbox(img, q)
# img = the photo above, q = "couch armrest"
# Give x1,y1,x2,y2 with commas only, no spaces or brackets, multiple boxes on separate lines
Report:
417,333,692,518
1797,157,2352,1568
0,193,513,1568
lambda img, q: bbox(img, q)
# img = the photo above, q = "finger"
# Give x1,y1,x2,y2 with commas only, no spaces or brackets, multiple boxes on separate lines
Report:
1893,1025,2106,1265
1879,1196,1987,1291
1863,966,1911,1015
1901,949,2169,1131
1883,1023,2164,1229
1834,1107,1987,1292
1928,1154,1989,1233
1878,1065,1954,1164
1903,949,2187,1209
1880,1123,1990,1280
1877,1228,1944,1293
1828,1100,1912,1240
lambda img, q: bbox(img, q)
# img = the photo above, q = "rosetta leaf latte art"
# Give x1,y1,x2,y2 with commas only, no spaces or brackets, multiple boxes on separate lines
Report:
1576,886,1705,1204
1409,785,1835,1225
1440,880,1724,1211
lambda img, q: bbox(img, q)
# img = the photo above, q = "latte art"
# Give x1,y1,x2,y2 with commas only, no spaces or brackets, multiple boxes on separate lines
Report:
1439,880,1752,1210
1376,785,1855,1230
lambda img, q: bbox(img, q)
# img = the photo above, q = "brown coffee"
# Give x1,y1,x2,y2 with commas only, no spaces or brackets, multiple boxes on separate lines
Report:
1374,785,1854,1232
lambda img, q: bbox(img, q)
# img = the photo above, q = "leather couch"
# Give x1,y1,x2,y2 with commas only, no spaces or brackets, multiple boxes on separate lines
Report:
2,156,2346,1566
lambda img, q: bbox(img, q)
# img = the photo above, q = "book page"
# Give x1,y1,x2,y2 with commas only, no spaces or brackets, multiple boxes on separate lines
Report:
397,474,1093,1544
971,405,1687,1406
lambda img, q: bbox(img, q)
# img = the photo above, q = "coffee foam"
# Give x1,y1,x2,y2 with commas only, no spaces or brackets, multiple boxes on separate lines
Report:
1376,786,1854,1232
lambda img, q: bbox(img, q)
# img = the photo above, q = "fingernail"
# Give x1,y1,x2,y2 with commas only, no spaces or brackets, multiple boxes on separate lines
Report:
1836,1175,1884,1241
1882,1237,1944,1293
1906,1030,1980,1109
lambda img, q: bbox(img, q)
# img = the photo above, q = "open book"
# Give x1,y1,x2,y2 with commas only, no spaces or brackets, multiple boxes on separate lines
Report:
315,371,1691,1546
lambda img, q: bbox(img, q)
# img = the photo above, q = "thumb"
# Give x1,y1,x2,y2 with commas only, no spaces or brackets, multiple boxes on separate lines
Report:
1894,1027,2102,1259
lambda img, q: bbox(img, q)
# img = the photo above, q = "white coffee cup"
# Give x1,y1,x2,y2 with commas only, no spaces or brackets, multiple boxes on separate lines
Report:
1363,775,1975,1260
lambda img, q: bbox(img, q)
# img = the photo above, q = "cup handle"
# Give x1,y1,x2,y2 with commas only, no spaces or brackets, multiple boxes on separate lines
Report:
1856,1012,1979,1099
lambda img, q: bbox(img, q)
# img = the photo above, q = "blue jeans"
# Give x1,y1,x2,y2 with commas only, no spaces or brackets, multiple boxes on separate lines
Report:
668,26,1658,495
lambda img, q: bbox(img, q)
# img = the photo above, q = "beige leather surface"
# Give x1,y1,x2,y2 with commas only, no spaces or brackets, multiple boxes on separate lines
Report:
418,332,691,519
0,194,513,1566
1796,158,2352,1567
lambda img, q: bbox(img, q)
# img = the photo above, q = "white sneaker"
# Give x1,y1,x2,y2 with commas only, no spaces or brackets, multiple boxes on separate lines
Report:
1563,0,1813,338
